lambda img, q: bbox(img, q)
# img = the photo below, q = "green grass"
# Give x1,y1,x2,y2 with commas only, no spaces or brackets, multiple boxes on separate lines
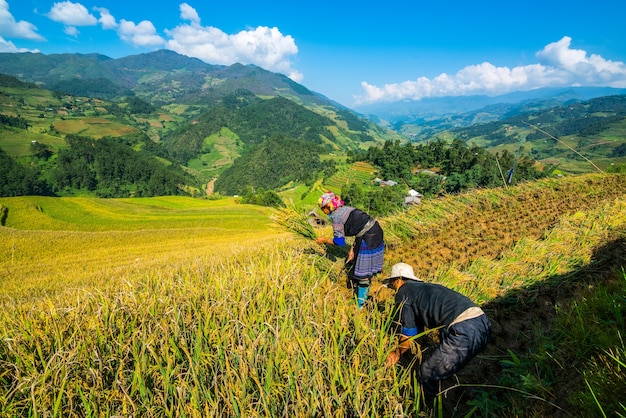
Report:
275,161,378,209
324,161,377,191
486,261,626,417
51,117,138,138
277,182,313,205
0,127,65,156
186,127,244,180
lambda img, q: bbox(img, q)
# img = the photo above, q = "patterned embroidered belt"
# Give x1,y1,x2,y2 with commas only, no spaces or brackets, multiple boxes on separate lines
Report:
355,219,377,238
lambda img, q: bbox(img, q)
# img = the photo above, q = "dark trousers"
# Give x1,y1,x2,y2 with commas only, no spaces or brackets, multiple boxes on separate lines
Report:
419,314,491,401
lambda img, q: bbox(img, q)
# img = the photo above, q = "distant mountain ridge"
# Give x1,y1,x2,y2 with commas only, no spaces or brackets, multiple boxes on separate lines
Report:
355,87,626,141
0,52,403,198
0,50,332,108
355,87,626,122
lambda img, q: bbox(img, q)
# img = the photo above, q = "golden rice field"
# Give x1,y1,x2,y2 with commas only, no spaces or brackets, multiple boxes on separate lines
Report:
379,173,626,297
1,173,625,417
0,196,282,297
52,118,138,138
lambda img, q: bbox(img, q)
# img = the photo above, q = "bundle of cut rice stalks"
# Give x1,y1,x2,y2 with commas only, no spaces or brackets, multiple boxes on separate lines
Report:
271,204,318,240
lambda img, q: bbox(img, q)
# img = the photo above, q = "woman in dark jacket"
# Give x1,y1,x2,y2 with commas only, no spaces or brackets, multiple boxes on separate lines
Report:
315,192,384,308
383,262,491,404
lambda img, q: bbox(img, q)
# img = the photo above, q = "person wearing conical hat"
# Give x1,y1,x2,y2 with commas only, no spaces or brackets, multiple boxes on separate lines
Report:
383,262,491,405
316,191,384,308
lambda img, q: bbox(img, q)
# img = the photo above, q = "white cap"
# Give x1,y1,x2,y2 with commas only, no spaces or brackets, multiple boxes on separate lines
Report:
383,262,422,284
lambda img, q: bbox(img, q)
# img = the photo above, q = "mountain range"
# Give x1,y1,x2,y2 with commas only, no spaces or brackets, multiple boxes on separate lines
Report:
355,87,626,120
0,50,404,197
1,49,625,198
0,49,339,109
5,49,625,119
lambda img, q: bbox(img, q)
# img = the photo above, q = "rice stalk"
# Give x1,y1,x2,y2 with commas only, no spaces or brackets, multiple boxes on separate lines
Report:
271,204,318,240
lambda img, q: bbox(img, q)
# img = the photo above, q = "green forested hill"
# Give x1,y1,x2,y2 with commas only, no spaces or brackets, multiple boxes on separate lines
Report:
0,74,38,89
163,95,339,162
0,57,394,198
441,94,626,173
0,50,323,107
213,134,333,195
451,95,626,143
2,50,625,201
155,92,388,189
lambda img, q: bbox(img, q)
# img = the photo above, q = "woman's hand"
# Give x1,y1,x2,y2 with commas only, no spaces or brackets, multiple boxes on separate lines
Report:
316,237,330,245
346,247,355,262
385,349,400,367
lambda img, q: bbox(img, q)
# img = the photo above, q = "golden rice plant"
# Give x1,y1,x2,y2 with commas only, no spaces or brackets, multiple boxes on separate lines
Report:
1,173,625,417
0,243,417,417
436,195,626,304
271,203,318,240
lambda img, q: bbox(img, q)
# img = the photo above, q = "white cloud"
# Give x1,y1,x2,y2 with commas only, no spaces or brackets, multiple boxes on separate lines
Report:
179,3,200,26
63,25,79,37
94,7,117,30
47,1,97,26
356,36,626,105
535,36,626,86
0,35,40,52
86,4,165,48
0,0,45,41
165,3,302,82
118,19,164,47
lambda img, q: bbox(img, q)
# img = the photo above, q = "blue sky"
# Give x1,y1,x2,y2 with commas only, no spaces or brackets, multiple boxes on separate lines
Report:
2,0,626,108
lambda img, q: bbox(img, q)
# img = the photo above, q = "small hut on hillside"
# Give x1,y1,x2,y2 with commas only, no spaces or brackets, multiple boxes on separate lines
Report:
404,189,423,206
307,210,327,227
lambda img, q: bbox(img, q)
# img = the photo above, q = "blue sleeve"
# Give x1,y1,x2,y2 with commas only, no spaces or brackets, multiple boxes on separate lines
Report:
399,298,424,335
401,327,419,337
333,236,346,246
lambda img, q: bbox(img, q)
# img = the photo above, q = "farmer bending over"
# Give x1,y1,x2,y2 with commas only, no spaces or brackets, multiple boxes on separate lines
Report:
315,191,384,308
384,262,491,403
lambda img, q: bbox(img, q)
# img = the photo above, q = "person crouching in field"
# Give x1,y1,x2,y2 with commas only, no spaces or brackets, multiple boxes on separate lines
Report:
315,191,384,308
383,263,491,404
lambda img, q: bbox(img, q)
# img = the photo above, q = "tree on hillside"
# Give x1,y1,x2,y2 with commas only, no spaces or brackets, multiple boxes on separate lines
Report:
214,134,331,195
125,96,155,114
51,135,195,197
0,74,38,88
353,139,551,196
341,182,405,217
0,114,29,129
0,148,50,196
612,143,626,157
240,187,285,208
29,141,53,160
48,78,130,100
364,140,416,181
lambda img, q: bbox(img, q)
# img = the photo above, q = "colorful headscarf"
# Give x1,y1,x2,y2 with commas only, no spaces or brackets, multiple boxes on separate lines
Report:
318,191,344,211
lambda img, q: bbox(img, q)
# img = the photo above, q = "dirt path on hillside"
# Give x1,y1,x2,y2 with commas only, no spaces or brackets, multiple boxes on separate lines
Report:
205,178,216,195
